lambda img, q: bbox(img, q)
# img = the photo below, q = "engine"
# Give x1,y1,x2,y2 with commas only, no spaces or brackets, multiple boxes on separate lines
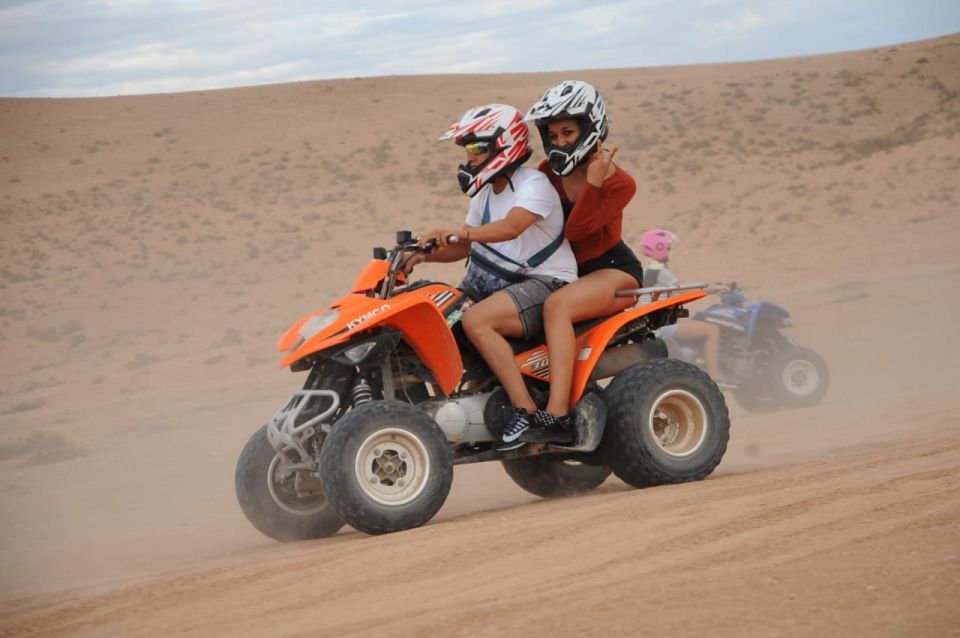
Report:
421,390,498,443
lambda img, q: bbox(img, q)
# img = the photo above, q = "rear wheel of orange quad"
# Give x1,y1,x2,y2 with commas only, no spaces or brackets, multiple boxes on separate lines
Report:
319,401,453,535
502,456,611,498
601,359,730,488
235,425,345,542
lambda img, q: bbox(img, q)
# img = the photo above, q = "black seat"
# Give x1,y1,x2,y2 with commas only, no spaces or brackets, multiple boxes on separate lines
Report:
505,314,616,354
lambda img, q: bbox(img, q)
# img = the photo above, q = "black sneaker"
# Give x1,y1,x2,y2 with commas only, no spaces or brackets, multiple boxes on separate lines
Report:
521,410,574,444
496,408,532,451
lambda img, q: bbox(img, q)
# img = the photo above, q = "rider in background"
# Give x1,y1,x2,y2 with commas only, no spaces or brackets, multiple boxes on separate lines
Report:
408,104,578,449
512,80,644,443
642,229,724,383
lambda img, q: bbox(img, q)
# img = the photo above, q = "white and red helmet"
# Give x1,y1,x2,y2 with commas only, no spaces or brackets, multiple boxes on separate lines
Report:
525,80,608,177
640,229,680,262
438,104,532,197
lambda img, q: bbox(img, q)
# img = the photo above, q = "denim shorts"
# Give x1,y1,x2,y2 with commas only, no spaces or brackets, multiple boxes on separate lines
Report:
501,276,568,340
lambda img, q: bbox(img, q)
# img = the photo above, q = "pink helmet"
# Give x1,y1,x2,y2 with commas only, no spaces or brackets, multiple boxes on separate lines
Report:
640,229,679,262
438,104,532,197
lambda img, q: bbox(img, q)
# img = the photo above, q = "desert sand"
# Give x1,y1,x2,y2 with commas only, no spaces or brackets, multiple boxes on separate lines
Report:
1,34,958,637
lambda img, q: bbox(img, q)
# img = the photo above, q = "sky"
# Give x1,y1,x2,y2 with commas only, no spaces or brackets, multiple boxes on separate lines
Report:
1,0,958,98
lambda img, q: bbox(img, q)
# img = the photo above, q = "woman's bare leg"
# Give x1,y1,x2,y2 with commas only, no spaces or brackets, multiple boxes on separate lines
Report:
543,269,637,415
462,292,537,412
672,319,722,379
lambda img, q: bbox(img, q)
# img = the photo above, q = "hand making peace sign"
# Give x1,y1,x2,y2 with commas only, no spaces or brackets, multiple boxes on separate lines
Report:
586,140,618,188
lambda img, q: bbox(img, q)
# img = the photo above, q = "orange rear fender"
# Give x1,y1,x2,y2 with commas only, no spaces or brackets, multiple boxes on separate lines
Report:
569,290,705,404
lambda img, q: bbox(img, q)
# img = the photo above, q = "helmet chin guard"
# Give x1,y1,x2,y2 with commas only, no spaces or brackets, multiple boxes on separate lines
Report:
439,104,533,197
525,80,608,177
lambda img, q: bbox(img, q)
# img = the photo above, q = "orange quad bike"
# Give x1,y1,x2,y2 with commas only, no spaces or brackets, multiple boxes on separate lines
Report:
235,231,731,540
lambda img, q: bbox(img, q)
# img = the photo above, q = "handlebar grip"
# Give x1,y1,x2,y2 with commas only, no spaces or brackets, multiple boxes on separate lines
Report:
422,235,461,252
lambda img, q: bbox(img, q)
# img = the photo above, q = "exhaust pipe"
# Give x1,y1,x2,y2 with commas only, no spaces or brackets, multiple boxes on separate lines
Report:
590,339,668,381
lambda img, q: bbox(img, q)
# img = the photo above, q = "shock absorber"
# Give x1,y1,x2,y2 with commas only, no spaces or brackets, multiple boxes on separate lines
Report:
352,377,373,406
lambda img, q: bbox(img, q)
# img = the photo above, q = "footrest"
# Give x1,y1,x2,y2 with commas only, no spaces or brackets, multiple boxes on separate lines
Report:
550,393,606,453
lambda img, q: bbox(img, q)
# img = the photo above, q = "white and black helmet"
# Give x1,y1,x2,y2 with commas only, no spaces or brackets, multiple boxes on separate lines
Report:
525,80,608,177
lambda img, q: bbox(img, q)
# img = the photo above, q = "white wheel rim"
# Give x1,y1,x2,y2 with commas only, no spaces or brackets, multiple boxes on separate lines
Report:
354,427,431,506
647,389,708,458
782,360,819,396
267,454,330,516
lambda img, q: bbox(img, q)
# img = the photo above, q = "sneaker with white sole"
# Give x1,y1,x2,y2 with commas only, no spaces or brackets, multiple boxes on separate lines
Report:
495,408,532,451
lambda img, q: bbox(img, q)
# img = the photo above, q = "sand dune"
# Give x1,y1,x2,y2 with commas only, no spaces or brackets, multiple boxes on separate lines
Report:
1,34,958,636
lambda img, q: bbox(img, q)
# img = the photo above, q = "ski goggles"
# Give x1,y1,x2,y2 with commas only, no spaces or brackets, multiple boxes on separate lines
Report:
460,140,492,154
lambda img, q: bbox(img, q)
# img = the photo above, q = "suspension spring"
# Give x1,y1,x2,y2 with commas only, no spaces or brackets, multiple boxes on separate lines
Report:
352,378,373,406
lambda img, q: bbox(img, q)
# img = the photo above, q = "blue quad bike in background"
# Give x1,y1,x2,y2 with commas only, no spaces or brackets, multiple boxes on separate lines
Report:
657,282,829,412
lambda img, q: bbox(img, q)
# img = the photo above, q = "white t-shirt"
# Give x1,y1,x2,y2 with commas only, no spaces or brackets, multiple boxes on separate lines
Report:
465,167,577,283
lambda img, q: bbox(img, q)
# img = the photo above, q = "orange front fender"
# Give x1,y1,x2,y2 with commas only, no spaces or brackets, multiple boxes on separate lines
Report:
381,301,463,396
351,259,389,294
278,315,313,353
280,294,389,366
280,291,464,396
276,291,368,354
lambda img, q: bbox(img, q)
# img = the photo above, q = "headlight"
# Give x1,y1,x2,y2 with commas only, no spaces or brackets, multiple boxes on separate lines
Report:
342,341,378,364
299,310,341,341
332,330,403,367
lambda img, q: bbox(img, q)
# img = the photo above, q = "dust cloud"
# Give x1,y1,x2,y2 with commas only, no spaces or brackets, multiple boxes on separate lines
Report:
1,34,958,636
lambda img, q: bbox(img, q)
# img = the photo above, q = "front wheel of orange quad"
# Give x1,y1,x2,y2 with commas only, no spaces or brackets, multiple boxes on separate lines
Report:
601,359,730,488
235,425,345,542
319,401,453,535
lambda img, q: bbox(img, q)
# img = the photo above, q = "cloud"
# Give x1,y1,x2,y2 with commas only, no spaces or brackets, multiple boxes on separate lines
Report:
694,1,797,37
688,0,813,55
42,58,316,97
706,8,765,33
1,0,958,96
365,29,514,75
50,44,214,74
433,0,575,22
561,3,640,37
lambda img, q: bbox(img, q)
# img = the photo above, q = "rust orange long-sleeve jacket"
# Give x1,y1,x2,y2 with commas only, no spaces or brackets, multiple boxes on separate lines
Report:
537,158,638,263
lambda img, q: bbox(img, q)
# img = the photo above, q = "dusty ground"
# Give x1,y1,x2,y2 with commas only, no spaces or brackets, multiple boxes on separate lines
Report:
1,34,959,636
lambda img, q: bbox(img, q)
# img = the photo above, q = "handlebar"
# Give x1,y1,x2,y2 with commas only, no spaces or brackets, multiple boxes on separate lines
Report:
390,234,462,284
414,234,462,253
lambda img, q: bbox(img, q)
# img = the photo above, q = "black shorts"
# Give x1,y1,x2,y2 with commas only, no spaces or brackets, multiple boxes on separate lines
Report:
577,241,644,287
